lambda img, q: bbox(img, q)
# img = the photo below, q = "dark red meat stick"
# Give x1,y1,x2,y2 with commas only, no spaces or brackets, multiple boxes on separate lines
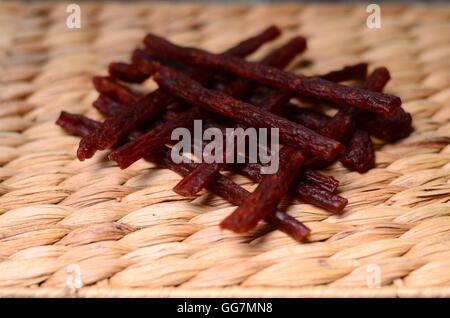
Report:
92,77,141,106
230,161,347,213
77,26,281,161
220,147,305,233
56,113,310,241
319,63,368,82
280,104,331,131
109,59,155,83
93,94,128,117
340,129,375,173
233,163,339,193
363,108,412,141
108,108,203,168
154,64,344,161
56,111,100,136
144,34,401,115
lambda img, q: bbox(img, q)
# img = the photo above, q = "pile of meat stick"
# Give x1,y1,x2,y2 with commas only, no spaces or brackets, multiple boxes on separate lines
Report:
56,25,412,242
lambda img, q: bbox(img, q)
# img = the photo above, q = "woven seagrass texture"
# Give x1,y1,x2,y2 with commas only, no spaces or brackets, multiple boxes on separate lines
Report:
1,2,450,298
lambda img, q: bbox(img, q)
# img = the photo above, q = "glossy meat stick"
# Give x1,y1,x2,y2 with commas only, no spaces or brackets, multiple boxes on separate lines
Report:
92,77,141,106
144,33,401,115
220,147,305,233
229,161,347,214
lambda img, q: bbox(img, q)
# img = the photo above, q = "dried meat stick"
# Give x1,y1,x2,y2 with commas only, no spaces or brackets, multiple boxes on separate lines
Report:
320,67,392,142
92,77,141,106
363,108,412,141
109,107,203,168
110,26,281,83
340,129,375,173
222,36,306,99
110,50,192,83
109,59,154,83
77,26,281,161
154,64,344,160
144,34,401,115
302,169,339,192
319,63,368,82
291,181,348,213
319,68,391,172
230,161,347,213
56,111,100,136
280,104,331,131
93,94,128,117
56,113,310,241
267,63,367,128
233,163,339,193
221,147,305,233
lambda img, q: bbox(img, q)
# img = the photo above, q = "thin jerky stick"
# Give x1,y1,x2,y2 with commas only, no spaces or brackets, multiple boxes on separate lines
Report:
319,63,367,82
172,37,307,196
220,147,304,233
109,59,154,83
280,104,331,131
109,108,203,168
145,34,401,114
56,113,310,241
93,94,128,117
291,181,348,213
92,77,141,106
302,169,339,192
233,163,339,193
340,129,375,173
56,111,100,136
230,161,347,213
320,68,391,172
154,64,344,160
77,26,281,160
363,108,412,141
110,50,191,83
320,67,392,142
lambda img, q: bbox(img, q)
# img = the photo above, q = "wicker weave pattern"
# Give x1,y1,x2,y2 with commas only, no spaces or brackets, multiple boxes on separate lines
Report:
0,2,450,297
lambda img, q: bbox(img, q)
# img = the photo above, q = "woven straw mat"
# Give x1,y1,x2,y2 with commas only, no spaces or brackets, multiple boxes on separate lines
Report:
1,2,450,298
